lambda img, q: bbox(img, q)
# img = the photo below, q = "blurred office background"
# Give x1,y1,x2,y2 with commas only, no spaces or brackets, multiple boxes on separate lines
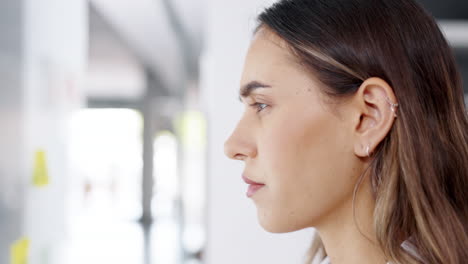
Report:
0,1,466,264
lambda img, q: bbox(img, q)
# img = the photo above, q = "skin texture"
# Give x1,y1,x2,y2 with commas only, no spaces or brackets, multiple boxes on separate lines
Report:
224,29,398,264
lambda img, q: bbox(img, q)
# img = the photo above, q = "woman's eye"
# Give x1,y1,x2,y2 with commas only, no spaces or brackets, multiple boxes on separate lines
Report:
249,102,269,113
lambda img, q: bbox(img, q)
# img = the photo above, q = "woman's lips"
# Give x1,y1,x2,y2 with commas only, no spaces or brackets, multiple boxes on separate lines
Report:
242,174,265,198
247,184,265,197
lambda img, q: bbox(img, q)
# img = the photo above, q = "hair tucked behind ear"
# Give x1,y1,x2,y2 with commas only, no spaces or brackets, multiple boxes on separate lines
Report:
257,0,468,263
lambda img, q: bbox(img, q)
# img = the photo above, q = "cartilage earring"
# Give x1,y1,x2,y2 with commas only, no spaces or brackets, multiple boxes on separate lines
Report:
385,97,399,117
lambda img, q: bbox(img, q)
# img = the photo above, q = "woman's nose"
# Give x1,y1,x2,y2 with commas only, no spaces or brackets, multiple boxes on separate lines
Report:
224,124,257,161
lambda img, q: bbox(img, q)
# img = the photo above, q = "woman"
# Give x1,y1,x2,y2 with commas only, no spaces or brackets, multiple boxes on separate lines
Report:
223,0,468,263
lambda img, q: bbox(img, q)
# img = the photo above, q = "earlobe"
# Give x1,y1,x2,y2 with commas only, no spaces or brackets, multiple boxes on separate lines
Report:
366,144,372,157
353,77,398,158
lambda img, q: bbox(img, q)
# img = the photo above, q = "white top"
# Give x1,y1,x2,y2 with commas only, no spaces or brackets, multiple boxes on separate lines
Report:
318,256,331,264
319,237,423,264
320,257,391,264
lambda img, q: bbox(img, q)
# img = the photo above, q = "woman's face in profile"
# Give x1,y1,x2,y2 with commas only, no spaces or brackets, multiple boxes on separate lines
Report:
224,29,363,233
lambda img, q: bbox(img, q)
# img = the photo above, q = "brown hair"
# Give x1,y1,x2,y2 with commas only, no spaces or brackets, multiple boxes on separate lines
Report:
256,0,468,263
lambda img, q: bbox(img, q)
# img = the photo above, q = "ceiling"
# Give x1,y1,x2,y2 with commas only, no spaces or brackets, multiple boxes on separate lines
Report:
85,6,146,99
85,0,467,100
86,0,205,99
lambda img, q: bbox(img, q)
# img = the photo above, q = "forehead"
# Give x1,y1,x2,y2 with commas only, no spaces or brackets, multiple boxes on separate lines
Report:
245,29,296,66
241,29,303,83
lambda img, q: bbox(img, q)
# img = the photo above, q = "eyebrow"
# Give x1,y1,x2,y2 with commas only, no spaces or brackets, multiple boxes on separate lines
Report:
238,81,271,102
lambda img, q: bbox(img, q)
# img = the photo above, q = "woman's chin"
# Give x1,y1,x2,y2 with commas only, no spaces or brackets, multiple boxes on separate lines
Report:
257,213,308,233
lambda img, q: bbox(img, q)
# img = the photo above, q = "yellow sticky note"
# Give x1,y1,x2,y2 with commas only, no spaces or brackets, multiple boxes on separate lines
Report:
10,237,29,264
32,149,50,187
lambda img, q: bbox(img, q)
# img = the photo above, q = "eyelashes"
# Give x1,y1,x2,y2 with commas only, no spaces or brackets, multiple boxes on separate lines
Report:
249,102,269,113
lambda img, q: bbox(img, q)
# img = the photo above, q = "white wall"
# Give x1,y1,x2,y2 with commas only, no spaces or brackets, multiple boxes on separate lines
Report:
23,0,87,263
201,1,315,263
0,1,87,263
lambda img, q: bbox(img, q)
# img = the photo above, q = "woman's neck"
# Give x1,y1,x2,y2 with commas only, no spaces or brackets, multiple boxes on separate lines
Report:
315,172,388,264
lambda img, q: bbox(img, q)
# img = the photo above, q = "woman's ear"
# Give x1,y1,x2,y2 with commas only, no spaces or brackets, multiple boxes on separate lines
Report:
352,77,398,158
